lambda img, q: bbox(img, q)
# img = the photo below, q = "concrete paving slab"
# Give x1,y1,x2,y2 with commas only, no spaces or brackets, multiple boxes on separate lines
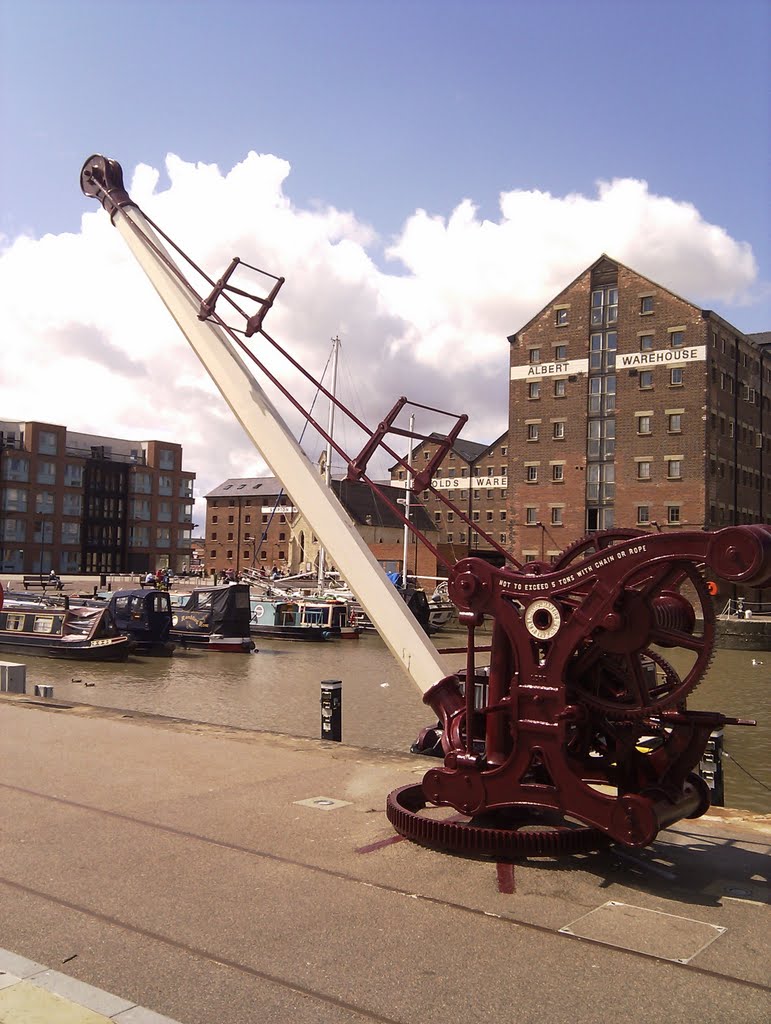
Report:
0,948,47,978
31,969,135,1017
113,1010,188,1024
0,979,112,1023
0,697,768,1024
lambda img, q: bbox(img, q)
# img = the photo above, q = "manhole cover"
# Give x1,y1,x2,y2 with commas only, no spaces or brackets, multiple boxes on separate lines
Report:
559,901,725,963
294,796,352,811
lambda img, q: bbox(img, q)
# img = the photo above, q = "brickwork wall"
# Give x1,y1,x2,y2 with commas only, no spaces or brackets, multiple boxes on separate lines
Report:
612,265,708,532
507,258,770,566
390,433,510,571
509,266,595,560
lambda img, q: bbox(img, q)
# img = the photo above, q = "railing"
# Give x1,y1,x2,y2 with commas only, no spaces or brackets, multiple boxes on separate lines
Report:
719,597,771,619
64,444,146,465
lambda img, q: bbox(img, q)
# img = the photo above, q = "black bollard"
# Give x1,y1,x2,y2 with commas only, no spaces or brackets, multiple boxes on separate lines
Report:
320,679,342,742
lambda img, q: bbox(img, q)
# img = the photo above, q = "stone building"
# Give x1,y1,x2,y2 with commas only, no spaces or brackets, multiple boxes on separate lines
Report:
0,420,195,575
506,255,770,565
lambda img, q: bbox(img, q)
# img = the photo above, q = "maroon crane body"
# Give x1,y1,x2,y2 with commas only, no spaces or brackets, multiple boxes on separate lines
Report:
388,526,771,854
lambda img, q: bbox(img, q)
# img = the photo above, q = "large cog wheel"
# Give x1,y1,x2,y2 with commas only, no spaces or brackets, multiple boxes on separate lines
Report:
386,785,609,857
566,559,715,718
551,529,650,572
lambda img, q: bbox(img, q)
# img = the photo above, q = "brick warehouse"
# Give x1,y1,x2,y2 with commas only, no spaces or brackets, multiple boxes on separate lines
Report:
506,255,770,571
390,432,510,568
205,476,438,578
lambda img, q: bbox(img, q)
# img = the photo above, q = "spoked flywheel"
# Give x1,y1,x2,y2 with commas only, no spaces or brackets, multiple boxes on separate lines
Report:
566,558,715,718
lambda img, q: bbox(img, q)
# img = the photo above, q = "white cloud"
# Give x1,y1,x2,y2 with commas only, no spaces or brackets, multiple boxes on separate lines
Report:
0,154,760,526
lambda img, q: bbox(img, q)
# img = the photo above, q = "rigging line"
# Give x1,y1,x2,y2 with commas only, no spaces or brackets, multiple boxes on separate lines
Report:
119,208,471,553
723,751,771,792
252,347,334,565
119,204,449,487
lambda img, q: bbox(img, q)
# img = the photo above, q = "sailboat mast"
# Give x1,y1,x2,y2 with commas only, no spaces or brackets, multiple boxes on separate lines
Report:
402,413,414,584
317,335,340,590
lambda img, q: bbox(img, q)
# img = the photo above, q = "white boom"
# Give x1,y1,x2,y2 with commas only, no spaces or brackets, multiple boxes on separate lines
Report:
81,156,447,693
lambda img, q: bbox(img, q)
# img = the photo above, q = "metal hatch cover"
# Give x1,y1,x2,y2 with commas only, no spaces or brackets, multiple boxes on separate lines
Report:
559,900,726,963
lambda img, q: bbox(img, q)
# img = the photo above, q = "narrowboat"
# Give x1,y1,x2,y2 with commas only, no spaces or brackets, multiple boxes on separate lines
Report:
298,596,360,639
106,589,176,656
170,584,255,652
249,597,330,641
0,597,132,661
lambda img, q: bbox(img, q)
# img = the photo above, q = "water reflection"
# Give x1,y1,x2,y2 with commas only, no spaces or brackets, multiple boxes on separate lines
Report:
24,634,770,814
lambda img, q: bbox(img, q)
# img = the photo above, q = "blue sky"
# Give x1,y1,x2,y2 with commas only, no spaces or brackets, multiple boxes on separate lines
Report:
2,0,769,315
1,0,769,509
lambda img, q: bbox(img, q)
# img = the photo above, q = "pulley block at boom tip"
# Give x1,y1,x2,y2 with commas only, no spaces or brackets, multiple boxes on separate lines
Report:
80,155,134,220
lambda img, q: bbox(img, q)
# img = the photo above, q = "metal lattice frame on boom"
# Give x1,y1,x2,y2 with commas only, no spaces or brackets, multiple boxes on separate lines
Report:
80,154,451,693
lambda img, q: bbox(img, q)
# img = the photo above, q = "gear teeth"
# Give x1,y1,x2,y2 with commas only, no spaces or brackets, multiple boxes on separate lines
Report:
552,529,649,572
566,560,716,718
386,785,609,857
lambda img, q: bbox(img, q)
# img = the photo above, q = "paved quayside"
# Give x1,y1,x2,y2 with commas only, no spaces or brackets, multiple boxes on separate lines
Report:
0,695,768,1024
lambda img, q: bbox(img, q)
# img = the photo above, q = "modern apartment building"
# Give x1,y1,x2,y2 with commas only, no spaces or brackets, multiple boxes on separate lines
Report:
0,420,195,575
390,431,510,568
506,255,770,564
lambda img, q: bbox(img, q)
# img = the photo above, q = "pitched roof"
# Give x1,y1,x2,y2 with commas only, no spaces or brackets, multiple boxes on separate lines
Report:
332,479,436,533
507,253,705,341
204,477,284,499
388,432,489,472
747,331,771,352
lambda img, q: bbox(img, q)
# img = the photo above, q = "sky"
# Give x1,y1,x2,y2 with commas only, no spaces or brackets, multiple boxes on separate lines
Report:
1,0,769,527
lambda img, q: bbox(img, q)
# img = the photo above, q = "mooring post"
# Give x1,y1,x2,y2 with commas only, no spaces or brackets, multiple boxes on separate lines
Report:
320,679,342,742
